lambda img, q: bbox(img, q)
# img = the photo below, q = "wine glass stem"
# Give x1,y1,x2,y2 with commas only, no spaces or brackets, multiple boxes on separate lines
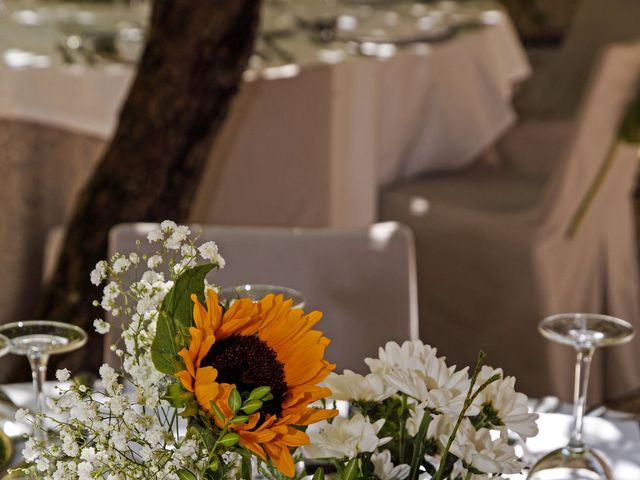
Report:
569,346,595,448
28,352,50,441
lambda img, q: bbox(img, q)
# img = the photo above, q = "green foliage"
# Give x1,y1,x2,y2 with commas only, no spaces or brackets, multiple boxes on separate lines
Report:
248,386,272,401
311,467,325,480
355,397,413,466
619,91,640,143
470,403,504,430
242,399,263,414
151,263,215,375
219,433,240,447
342,458,360,480
228,388,242,413
177,469,198,480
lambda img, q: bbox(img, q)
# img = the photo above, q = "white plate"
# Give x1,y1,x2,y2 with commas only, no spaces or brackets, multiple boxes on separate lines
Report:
335,12,453,44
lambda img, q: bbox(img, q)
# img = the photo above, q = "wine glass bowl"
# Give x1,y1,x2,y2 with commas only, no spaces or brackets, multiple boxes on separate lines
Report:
0,320,88,440
0,334,9,357
539,313,634,349
0,320,88,356
528,313,634,480
219,284,306,309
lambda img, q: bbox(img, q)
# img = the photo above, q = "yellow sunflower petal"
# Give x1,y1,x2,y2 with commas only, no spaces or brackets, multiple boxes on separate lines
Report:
176,370,194,392
263,442,295,478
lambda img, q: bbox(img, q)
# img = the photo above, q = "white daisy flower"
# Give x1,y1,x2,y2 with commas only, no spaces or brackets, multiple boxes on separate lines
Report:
371,449,410,480
448,419,523,475
303,413,390,459
476,366,539,438
325,370,395,402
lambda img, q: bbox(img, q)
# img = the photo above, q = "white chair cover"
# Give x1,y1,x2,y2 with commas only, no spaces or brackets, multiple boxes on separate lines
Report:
381,41,640,403
517,0,640,118
108,222,419,373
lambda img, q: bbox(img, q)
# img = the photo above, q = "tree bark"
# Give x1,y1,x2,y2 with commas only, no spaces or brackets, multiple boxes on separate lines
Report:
2,0,261,382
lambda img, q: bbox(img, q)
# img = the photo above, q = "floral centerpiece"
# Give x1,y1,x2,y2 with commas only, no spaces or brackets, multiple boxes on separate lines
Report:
17,221,537,480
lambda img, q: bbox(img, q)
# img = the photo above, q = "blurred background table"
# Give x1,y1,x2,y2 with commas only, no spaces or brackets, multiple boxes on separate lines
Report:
0,0,529,324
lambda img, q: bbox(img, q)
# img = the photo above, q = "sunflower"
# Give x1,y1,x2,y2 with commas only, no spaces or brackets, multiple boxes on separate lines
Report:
176,289,338,477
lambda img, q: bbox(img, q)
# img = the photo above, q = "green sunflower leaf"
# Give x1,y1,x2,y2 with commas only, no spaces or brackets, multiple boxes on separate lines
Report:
248,386,271,401
241,399,263,415
229,388,242,413
152,263,215,375
219,432,240,447
312,468,325,480
210,401,226,423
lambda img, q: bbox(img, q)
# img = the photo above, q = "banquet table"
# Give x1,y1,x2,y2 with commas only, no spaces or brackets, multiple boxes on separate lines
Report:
0,0,530,325
1,383,639,479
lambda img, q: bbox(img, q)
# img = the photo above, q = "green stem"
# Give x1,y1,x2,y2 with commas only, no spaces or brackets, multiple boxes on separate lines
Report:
566,141,620,239
434,353,500,480
398,395,408,464
408,409,432,480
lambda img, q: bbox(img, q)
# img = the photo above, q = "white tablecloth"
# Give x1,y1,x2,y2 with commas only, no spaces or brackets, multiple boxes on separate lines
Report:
0,2,529,228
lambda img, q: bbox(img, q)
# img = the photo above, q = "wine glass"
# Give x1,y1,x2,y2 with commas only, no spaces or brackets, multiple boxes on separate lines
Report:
0,321,88,440
219,284,306,309
0,334,9,357
527,313,635,480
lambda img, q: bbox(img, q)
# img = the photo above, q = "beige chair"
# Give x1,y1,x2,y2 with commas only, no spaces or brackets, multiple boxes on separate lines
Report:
108,222,419,373
381,41,640,403
517,0,640,118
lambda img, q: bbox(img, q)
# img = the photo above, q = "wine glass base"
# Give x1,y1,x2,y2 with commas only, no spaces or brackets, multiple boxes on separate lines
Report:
527,446,613,480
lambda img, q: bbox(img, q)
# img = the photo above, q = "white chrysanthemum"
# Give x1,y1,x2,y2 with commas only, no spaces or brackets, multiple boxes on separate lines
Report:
325,370,395,402
365,340,473,415
365,340,439,374
406,408,455,442
303,414,390,459
371,450,410,480
448,419,523,475
476,366,539,438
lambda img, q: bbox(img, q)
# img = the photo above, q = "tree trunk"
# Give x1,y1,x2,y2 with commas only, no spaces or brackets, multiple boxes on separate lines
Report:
2,0,261,382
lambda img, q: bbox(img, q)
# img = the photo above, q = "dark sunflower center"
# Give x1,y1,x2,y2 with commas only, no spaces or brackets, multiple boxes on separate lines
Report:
202,334,287,416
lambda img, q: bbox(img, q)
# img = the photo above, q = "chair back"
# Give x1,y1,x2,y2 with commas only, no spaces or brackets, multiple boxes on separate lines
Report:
519,0,640,117
538,41,640,233
109,222,419,373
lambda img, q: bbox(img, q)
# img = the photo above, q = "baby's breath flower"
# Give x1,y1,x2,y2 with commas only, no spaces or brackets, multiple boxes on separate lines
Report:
147,229,164,243
55,369,71,382
15,408,30,424
198,241,218,260
90,260,107,286
112,257,131,273
93,319,110,334
147,255,163,269
160,220,177,232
